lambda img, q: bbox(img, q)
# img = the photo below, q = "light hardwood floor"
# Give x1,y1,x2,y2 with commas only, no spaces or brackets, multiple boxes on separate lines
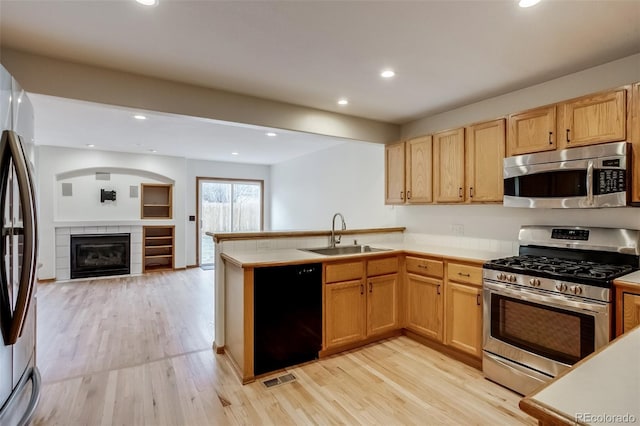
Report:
33,268,534,425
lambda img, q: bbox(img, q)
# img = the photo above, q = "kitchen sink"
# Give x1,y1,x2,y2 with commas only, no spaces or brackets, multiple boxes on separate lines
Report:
301,245,390,256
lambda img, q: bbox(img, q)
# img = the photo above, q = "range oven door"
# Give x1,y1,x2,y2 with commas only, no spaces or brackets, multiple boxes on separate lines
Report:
483,280,610,380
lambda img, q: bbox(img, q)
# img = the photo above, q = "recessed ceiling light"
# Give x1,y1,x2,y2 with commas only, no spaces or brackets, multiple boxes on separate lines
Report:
266,132,277,137
134,114,147,120
86,144,95,148
231,152,239,156
380,70,395,78
519,0,541,7
136,0,158,6
337,99,349,106
148,149,157,153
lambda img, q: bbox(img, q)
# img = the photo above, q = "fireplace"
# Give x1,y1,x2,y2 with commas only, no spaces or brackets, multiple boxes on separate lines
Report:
70,233,131,279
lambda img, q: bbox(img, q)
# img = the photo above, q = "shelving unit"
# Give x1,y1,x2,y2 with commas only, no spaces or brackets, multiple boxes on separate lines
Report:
141,183,173,219
143,226,175,273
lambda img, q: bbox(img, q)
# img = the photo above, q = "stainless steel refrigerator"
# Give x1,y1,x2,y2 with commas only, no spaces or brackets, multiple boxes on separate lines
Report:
0,65,40,425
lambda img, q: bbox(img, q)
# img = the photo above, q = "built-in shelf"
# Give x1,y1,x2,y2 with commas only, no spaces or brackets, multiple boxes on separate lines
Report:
143,226,174,273
141,184,173,219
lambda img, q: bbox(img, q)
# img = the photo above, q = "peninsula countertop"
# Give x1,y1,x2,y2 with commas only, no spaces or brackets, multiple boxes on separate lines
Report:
520,325,640,425
220,241,515,268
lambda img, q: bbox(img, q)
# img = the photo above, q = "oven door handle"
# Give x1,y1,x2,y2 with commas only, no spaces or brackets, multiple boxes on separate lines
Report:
483,281,609,314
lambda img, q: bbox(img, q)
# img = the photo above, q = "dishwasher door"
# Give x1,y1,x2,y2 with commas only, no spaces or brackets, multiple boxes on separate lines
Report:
253,263,322,376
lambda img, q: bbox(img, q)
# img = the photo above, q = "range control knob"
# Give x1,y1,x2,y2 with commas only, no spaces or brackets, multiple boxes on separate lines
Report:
569,285,583,295
529,278,541,287
555,283,567,292
497,273,506,281
508,275,517,283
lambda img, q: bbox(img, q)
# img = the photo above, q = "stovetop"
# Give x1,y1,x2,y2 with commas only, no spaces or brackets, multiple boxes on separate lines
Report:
484,254,636,287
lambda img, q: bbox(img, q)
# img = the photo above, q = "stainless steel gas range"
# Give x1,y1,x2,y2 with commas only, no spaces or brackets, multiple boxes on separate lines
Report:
482,226,640,395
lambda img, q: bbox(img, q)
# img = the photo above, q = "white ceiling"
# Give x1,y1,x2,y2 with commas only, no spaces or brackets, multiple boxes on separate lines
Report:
2,0,639,163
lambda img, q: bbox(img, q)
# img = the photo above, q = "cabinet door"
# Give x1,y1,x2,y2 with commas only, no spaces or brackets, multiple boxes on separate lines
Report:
406,274,443,341
466,119,505,203
622,292,640,334
366,274,399,337
558,89,626,149
445,282,482,358
385,142,405,204
631,83,640,204
405,135,433,204
433,128,465,203
325,279,366,349
507,105,556,156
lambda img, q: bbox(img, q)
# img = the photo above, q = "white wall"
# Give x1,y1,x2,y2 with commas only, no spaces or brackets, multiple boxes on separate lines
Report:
271,142,396,230
37,145,187,280
185,159,271,266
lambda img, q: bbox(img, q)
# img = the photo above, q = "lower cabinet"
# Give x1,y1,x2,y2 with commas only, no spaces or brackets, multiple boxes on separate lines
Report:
406,273,443,341
444,262,484,358
614,280,640,336
324,257,399,351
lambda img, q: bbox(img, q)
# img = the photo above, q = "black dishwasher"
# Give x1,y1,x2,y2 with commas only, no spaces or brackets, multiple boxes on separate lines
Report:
253,263,322,376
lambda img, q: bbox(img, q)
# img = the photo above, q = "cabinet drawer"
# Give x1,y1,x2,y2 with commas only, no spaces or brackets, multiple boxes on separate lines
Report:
367,257,398,277
406,256,444,278
325,261,364,284
447,262,482,286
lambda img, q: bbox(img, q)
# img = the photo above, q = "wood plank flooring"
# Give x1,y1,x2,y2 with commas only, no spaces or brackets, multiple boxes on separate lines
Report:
33,269,534,425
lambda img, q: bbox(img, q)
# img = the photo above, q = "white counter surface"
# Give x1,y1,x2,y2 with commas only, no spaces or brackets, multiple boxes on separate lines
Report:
221,241,513,267
521,326,640,425
617,269,640,285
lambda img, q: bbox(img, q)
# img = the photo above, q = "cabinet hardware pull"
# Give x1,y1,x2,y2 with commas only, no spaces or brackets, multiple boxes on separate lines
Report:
437,284,441,295
418,264,428,269
369,282,373,293
360,284,364,295
400,191,404,201
458,187,463,198
407,190,412,200
566,128,571,143
477,294,481,306
548,131,553,145
469,187,473,198
458,272,471,277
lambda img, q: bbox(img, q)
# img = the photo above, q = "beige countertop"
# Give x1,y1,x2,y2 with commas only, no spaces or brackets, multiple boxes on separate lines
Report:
520,326,640,425
220,242,514,268
616,269,640,285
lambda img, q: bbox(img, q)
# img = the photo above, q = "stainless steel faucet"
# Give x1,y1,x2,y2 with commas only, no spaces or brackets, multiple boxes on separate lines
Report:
330,213,346,248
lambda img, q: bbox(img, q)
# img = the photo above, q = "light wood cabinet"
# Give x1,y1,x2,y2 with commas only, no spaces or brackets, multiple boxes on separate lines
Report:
405,135,433,203
614,281,640,336
143,226,174,273
507,105,556,156
141,183,173,219
324,257,399,350
385,142,405,204
465,119,505,203
406,273,443,341
631,82,640,204
433,128,465,203
444,262,483,358
557,89,626,149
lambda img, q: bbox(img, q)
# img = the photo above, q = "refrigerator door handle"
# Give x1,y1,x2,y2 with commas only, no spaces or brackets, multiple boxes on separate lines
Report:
0,366,41,426
0,131,38,345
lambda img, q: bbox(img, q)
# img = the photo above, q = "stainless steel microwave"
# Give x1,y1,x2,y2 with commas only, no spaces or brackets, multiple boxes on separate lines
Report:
503,142,630,208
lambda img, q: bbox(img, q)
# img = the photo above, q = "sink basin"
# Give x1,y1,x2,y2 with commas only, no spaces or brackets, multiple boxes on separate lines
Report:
301,245,390,256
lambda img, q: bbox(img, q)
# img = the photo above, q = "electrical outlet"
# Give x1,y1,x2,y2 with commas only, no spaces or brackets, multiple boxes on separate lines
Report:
451,224,464,236
257,240,271,250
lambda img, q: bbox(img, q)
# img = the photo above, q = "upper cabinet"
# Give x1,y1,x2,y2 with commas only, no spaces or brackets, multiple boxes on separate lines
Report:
630,83,640,204
405,135,433,204
507,105,556,157
433,128,465,203
385,142,405,204
465,119,506,203
557,89,626,149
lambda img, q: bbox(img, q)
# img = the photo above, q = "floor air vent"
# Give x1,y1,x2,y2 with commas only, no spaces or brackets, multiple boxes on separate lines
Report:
262,373,296,388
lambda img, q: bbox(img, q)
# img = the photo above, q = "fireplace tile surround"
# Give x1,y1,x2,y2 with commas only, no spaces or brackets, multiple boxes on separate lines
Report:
55,225,143,280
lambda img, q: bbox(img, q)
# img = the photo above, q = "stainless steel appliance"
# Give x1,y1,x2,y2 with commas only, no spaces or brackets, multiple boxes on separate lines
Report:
503,142,630,208
482,226,639,395
0,65,40,425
